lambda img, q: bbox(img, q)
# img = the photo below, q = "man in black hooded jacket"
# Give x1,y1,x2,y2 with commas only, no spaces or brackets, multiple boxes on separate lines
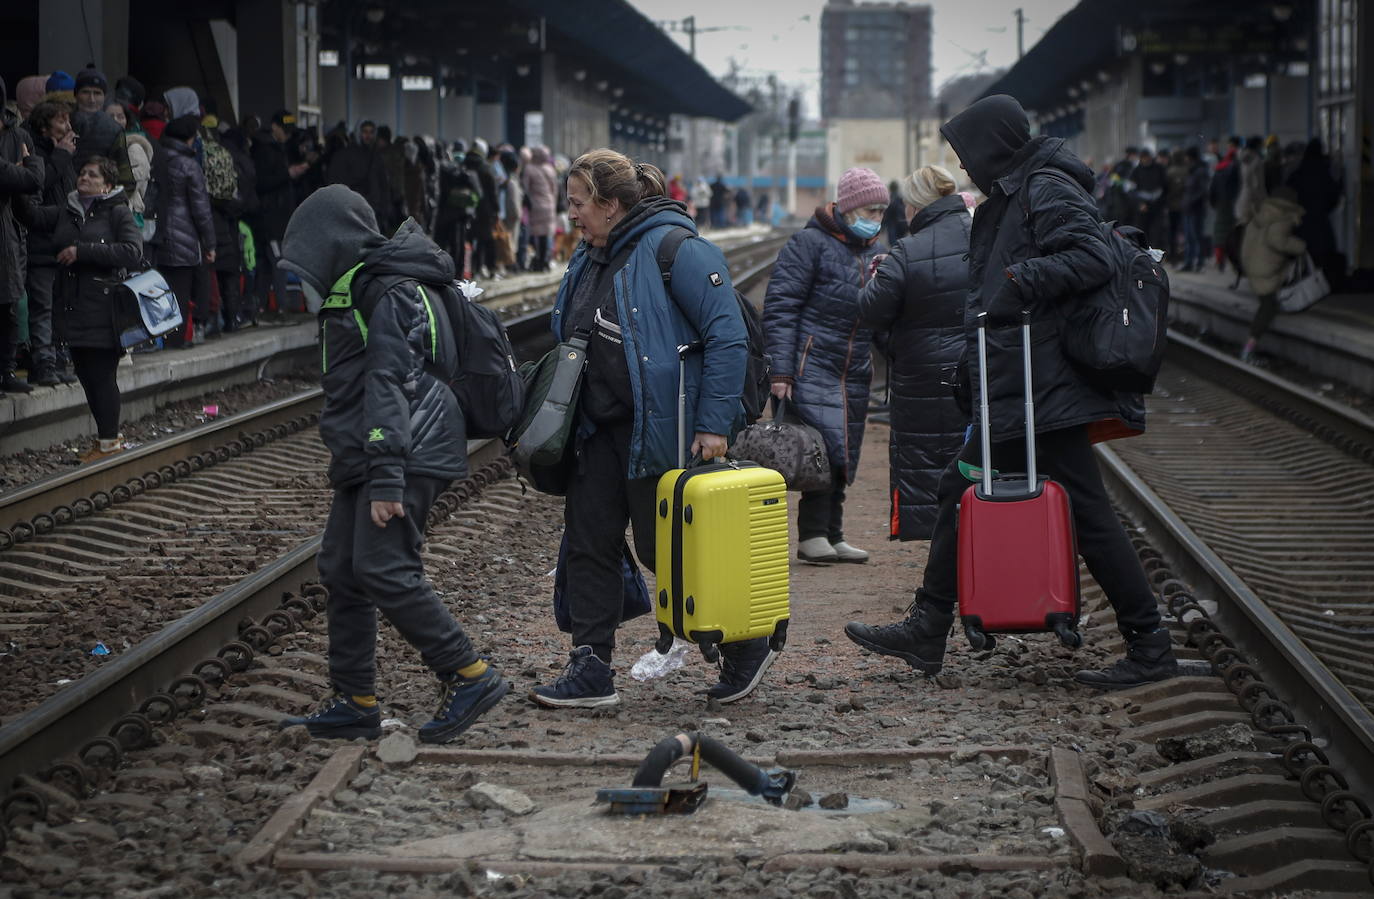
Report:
275,184,508,742
845,95,1177,690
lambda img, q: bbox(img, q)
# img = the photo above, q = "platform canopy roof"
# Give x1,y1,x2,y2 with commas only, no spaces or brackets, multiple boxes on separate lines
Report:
319,0,751,121
980,0,1314,114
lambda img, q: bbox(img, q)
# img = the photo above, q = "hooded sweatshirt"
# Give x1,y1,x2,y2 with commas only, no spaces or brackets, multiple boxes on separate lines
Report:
939,94,1031,197
279,184,468,497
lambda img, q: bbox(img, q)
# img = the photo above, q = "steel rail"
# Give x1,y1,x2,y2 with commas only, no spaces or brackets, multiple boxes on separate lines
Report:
0,437,504,794
1,388,324,543
1097,331,1374,800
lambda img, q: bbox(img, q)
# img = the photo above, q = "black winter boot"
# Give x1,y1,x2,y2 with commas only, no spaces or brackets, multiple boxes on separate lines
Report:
844,595,954,675
1074,627,1178,689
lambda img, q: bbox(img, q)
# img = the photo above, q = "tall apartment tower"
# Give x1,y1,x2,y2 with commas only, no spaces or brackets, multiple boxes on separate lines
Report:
820,0,933,121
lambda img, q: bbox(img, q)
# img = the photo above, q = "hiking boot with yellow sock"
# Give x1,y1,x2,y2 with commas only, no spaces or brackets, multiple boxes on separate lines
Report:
279,691,382,740
419,660,509,744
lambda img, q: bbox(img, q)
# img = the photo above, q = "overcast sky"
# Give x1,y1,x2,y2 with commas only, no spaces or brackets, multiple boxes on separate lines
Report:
627,0,1080,117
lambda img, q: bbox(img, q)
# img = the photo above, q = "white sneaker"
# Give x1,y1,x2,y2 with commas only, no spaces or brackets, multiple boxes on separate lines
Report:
831,541,869,563
797,536,838,563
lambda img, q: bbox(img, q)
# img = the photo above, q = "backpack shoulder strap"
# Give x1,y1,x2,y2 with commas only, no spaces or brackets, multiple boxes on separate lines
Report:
654,225,694,286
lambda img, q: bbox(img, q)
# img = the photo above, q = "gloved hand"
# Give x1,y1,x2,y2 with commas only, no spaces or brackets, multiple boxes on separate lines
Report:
983,273,1025,328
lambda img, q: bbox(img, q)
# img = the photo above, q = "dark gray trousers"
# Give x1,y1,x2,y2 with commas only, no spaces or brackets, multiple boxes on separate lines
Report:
317,476,478,695
25,265,56,369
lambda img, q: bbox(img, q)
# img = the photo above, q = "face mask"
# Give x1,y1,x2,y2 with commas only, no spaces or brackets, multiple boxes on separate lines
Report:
849,216,881,240
301,281,325,315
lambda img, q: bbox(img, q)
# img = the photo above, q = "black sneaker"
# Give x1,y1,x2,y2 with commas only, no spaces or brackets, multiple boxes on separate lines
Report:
418,665,510,744
530,646,619,708
844,598,953,675
707,637,777,703
1074,628,1179,690
30,365,60,387
0,372,33,394
279,691,382,740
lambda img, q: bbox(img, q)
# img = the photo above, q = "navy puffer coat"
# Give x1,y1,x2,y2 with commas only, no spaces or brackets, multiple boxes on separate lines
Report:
859,193,970,539
150,137,214,268
763,204,882,484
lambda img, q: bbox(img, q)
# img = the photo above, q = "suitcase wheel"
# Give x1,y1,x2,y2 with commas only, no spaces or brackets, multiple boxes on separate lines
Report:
699,641,720,663
655,624,675,655
768,619,790,652
1054,623,1083,649
964,624,994,651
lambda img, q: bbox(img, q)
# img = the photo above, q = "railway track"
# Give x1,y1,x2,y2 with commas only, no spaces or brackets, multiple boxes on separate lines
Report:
0,234,787,818
1087,328,1374,892
17,235,1371,894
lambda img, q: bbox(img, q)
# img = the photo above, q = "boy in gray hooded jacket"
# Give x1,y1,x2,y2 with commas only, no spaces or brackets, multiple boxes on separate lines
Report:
277,184,507,742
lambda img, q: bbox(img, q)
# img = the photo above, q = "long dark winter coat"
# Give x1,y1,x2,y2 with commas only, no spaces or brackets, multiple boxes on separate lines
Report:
150,137,214,268
24,134,77,266
940,97,1145,444
54,188,143,348
763,203,882,483
251,130,295,241
0,103,44,306
859,193,970,539
277,186,468,501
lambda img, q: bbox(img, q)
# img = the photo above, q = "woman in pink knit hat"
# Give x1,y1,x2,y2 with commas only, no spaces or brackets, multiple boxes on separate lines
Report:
762,166,886,564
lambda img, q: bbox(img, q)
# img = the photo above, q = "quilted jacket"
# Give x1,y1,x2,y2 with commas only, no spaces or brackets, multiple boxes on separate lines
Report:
859,193,970,539
763,203,882,484
150,137,214,268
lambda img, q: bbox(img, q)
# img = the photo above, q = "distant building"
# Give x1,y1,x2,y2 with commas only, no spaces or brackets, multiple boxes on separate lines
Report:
820,0,932,122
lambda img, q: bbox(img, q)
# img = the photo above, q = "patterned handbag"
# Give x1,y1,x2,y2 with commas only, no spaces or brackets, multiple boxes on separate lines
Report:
727,400,831,492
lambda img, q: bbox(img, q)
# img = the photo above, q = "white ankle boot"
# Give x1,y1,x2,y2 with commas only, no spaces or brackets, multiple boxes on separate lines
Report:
831,541,869,563
797,536,838,563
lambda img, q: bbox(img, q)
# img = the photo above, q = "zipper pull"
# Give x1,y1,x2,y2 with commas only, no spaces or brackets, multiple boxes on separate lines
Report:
1136,278,1143,289
1122,308,1130,326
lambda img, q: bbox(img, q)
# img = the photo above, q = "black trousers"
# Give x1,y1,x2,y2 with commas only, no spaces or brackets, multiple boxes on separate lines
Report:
1249,292,1279,340
0,300,18,373
317,476,479,696
160,265,196,347
70,346,123,439
216,270,243,330
797,465,848,543
563,420,658,661
920,424,1161,639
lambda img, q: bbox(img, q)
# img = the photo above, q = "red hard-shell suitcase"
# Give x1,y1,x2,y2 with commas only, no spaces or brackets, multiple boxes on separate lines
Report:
957,312,1082,650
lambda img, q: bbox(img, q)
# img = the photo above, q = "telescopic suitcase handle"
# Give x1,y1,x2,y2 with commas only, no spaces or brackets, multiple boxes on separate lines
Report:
975,310,1036,497
676,341,705,469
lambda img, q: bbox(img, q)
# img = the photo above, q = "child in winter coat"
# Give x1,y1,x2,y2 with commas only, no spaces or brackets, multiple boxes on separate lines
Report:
1239,187,1306,362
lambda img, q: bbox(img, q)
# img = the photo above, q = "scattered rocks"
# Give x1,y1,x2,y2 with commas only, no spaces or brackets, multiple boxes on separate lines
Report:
1156,723,1255,762
375,732,419,766
818,792,849,810
1113,833,1202,888
465,783,535,816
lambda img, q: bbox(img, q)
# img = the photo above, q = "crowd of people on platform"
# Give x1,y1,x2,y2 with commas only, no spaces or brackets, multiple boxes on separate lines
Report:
1093,136,1343,360
0,64,759,468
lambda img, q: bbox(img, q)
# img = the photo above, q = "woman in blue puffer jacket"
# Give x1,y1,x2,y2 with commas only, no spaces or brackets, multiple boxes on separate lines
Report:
763,167,886,564
531,149,766,710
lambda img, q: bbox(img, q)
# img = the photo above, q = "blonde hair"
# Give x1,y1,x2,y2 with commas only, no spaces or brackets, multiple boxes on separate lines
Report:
900,165,957,212
568,148,668,212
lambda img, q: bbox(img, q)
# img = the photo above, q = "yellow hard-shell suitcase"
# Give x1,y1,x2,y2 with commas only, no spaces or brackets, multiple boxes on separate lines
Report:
653,344,790,662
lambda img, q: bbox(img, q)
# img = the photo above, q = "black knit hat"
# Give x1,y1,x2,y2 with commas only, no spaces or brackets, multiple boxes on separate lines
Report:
75,66,108,93
163,114,200,142
114,75,145,107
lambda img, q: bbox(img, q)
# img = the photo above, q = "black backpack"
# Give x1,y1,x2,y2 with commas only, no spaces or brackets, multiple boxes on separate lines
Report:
655,227,772,423
1021,169,1170,394
352,272,525,439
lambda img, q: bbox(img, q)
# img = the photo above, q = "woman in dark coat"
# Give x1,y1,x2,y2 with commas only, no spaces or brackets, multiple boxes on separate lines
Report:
858,165,970,541
150,115,215,346
1285,138,1344,289
54,155,143,461
763,166,885,564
